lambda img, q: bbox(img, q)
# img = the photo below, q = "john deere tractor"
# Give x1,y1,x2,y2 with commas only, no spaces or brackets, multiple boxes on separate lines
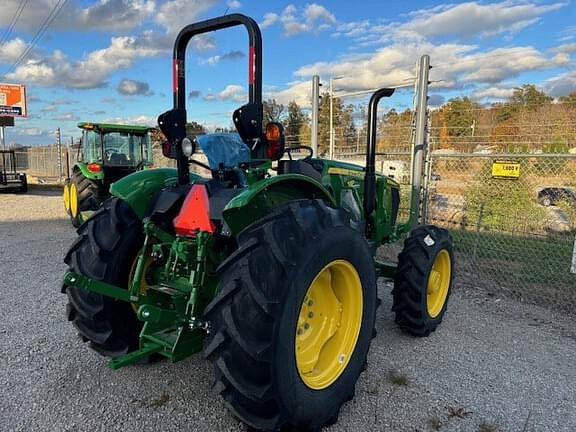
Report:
63,122,154,226
62,14,454,431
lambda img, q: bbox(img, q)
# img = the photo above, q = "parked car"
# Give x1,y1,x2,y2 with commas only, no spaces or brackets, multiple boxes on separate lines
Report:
538,187,576,207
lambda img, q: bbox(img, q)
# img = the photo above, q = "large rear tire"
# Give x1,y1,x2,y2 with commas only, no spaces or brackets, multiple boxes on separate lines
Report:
62,198,144,356
204,200,376,431
392,225,454,337
69,170,102,227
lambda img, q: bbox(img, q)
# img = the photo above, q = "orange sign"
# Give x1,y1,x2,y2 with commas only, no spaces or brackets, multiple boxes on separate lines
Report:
0,83,27,117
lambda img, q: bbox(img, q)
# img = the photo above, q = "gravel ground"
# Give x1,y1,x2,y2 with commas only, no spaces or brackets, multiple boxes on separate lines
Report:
1,189,575,432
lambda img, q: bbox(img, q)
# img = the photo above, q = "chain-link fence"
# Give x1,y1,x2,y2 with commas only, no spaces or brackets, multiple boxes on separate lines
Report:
426,152,576,311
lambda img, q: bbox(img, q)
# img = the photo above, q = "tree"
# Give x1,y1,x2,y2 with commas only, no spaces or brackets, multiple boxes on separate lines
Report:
263,99,285,123
285,101,308,146
509,84,552,108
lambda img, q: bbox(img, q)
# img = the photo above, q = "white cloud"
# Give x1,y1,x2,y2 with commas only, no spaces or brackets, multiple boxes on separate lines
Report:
200,50,245,65
103,115,156,126
18,127,46,136
261,13,279,29
53,112,79,121
156,0,219,35
261,3,336,36
472,86,515,101
6,35,165,89
227,0,241,9
204,84,246,102
545,71,576,97
0,0,155,33
396,1,565,40
0,38,27,64
554,43,576,54
117,79,154,96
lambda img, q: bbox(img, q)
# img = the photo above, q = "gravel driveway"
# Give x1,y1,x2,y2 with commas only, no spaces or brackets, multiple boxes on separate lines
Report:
1,189,575,432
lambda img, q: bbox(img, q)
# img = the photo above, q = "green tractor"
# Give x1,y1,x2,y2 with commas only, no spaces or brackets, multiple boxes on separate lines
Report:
62,14,454,431
63,122,154,227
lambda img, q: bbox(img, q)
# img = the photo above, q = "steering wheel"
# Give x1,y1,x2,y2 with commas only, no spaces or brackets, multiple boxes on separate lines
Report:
105,149,118,160
284,145,313,161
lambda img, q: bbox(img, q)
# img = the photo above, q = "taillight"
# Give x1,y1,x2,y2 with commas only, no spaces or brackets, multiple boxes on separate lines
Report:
173,184,215,236
264,122,285,160
87,163,102,173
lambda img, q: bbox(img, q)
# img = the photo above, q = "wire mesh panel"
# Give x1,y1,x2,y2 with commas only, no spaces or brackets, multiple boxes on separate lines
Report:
427,153,576,311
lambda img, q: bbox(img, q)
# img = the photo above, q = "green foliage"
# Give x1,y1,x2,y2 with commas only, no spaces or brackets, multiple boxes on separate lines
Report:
464,160,545,232
443,97,480,137
509,84,553,108
263,99,285,123
285,101,308,146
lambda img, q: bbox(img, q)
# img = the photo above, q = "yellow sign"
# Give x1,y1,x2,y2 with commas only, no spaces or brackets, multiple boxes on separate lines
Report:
491,160,520,179
0,83,27,117
327,167,364,177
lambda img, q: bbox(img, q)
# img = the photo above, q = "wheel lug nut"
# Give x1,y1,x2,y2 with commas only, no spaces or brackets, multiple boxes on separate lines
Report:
308,312,314,318
304,322,310,330
297,328,303,335
308,300,313,306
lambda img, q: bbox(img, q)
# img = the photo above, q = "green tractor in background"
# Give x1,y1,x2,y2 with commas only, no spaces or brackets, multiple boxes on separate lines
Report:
63,122,154,227
62,14,454,431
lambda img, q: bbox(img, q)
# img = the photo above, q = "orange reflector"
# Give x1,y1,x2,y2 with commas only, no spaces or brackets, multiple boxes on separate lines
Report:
173,184,215,236
87,163,102,173
265,123,281,141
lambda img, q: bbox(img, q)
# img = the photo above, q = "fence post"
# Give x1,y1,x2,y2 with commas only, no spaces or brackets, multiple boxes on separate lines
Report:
56,127,62,183
472,203,485,264
311,75,320,157
409,54,431,228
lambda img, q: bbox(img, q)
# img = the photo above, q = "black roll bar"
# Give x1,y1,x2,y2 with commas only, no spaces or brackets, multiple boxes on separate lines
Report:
172,14,262,109
363,88,395,231
159,13,263,185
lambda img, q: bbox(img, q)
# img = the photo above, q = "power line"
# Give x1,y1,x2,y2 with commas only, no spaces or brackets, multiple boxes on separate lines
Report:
8,0,68,72
0,0,29,45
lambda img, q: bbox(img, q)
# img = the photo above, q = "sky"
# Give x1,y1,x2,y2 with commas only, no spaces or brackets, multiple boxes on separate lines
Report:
0,0,574,146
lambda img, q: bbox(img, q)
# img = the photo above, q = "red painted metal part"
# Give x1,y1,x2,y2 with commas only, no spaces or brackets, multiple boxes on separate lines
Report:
173,184,215,236
248,45,255,84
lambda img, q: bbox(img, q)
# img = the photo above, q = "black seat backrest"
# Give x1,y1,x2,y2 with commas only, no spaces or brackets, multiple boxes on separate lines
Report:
109,153,128,165
277,160,322,183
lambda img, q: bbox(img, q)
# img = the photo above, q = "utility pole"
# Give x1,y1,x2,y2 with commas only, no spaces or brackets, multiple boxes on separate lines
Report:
56,127,62,183
0,126,5,151
311,75,320,157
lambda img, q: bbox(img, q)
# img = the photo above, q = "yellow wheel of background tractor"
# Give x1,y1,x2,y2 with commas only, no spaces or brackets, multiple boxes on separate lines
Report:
69,182,79,220
63,181,71,215
393,225,454,336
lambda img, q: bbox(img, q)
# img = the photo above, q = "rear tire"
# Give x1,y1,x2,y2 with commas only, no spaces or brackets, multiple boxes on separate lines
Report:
69,170,102,227
392,225,454,337
204,200,376,431
62,198,144,356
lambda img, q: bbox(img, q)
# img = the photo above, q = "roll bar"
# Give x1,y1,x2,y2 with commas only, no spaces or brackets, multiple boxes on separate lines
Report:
363,88,395,231
158,14,263,185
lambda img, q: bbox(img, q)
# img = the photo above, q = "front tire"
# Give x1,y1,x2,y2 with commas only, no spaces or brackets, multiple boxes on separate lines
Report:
62,198,144,356
69,170,102,227
392,225,454,337
204,200,376,431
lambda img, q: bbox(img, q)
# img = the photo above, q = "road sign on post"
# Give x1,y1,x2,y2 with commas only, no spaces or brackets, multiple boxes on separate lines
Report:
0,117,15,126
0,83,27,117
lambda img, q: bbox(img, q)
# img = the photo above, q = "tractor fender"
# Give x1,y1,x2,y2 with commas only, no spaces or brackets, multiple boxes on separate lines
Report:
74,162,104,180
222,174,337,236
110,168,201,219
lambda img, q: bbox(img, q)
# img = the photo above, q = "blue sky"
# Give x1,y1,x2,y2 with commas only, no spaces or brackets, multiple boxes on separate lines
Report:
0,0,574,145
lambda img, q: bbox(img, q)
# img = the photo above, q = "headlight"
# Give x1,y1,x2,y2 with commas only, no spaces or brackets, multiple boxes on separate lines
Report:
182,137,194,157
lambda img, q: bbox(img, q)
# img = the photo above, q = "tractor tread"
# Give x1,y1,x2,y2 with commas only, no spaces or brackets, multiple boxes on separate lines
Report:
204,199,376,431
392,225,454,337
63,197,144,356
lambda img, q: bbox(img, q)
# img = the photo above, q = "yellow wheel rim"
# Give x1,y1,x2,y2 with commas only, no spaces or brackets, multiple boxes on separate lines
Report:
128,254,151,313
295,260,363,390
69,183,78,218
427,249,451,318
63,184,70,213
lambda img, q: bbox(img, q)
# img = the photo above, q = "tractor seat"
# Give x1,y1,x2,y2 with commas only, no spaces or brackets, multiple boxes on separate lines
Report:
109,153,129,165
277,159,322,183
